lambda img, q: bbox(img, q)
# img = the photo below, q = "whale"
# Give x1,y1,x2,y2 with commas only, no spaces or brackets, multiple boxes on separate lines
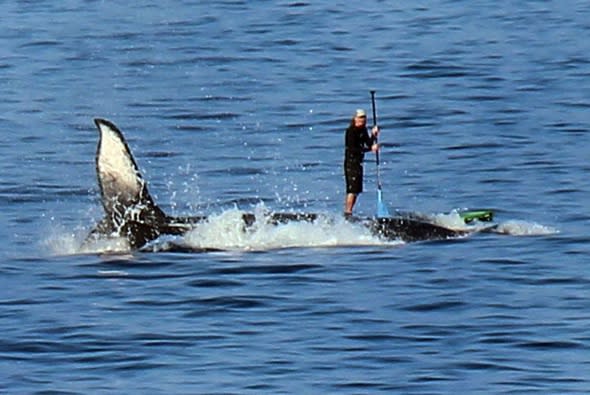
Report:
85,118,472,250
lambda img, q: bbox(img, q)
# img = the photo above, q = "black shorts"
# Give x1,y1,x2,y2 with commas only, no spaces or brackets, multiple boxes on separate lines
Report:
344,160,363,194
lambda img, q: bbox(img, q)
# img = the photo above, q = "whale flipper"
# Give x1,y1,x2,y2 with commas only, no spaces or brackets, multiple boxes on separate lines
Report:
88,118,172,248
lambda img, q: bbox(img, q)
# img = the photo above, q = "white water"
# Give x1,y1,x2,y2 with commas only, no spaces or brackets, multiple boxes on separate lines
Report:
183,208,395,251
42,204,556,256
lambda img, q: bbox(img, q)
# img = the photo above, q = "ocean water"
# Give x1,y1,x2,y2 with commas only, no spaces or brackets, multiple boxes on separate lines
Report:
1,1,589,393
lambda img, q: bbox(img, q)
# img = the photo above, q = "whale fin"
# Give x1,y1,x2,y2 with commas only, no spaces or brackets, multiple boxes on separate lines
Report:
89,118,169,248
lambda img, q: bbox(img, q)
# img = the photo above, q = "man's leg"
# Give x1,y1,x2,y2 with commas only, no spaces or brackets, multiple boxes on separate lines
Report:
344,193,357,216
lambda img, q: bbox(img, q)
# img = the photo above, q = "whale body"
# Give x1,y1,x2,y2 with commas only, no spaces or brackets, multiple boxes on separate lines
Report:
85,118,469,250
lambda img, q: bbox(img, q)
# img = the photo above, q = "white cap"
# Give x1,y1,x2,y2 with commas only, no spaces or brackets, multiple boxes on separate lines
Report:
355,109,366,118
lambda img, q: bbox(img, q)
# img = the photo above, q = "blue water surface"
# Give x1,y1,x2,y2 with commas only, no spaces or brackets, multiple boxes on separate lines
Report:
1,1,589,394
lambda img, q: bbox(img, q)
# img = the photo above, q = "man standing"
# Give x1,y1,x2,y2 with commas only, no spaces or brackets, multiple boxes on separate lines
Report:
344,109,379,216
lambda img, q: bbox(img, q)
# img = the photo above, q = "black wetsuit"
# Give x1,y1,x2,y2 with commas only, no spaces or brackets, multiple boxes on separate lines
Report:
344,125,375,194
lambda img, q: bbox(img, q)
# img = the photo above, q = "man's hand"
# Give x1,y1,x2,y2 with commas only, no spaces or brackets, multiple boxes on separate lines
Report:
372,125,380,137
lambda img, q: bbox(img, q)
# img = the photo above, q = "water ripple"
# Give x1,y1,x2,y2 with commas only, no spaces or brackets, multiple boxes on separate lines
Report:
2,1,590,394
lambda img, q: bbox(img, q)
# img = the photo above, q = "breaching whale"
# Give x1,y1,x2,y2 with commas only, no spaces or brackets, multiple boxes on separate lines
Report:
85,118,478,250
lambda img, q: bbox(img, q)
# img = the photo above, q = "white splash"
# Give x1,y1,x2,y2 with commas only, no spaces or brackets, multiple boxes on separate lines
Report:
42,226,86,256
43,206,556,256
429,209,558,236
183,207,399,251
493,220,558,236
42,223,132,256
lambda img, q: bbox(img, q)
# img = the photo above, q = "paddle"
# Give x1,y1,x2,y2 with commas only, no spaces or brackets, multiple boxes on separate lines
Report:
370,90,390,218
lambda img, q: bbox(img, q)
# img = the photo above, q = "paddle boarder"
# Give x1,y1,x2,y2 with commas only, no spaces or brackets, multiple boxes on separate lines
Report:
344,109,379,216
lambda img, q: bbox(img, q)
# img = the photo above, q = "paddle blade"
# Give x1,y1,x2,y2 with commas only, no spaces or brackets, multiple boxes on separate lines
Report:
377,188,390,218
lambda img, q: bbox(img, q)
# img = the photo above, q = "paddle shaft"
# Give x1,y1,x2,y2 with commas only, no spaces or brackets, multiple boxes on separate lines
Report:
370,90,382,188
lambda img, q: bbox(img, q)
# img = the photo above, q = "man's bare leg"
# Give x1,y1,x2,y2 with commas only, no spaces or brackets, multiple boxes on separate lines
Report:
344,193,357,216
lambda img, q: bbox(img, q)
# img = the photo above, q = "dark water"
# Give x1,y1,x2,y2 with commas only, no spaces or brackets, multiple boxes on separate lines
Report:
1,1,589,393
